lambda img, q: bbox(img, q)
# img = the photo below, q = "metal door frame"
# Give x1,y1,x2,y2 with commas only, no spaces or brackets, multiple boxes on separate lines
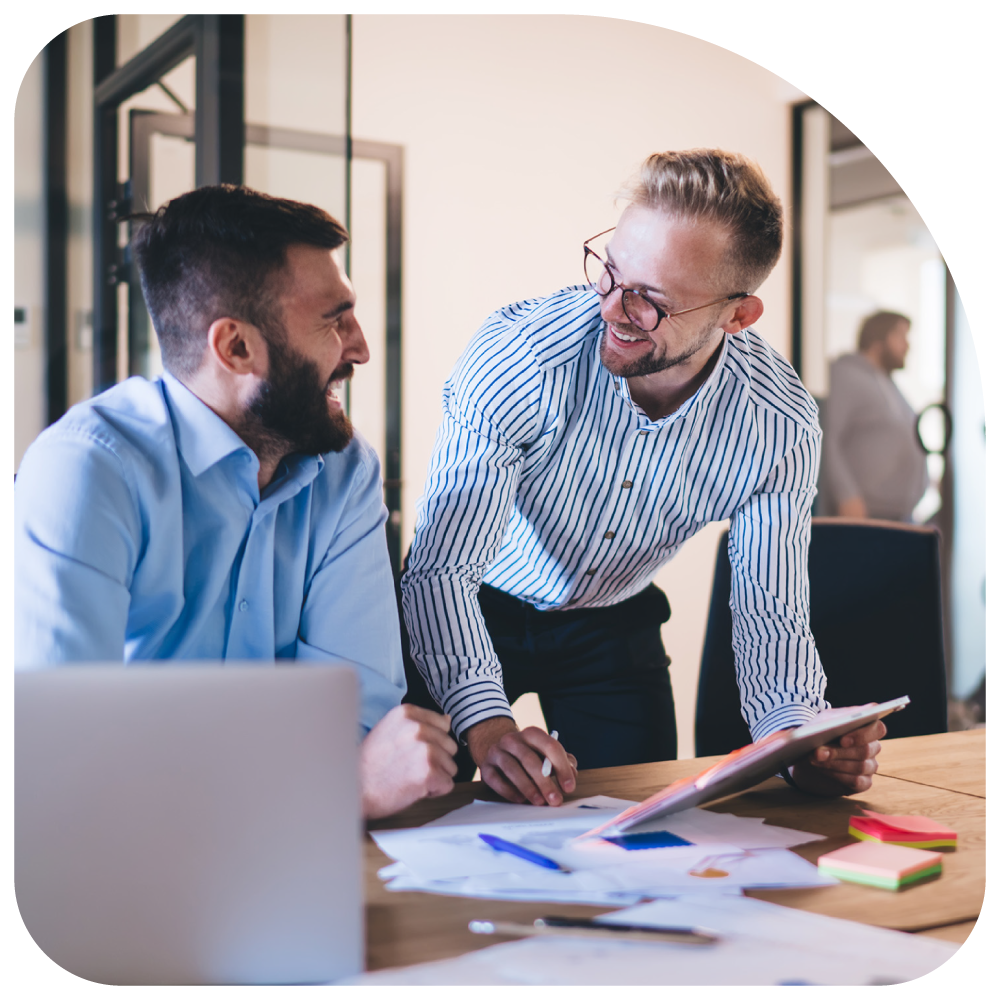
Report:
92,14,244,395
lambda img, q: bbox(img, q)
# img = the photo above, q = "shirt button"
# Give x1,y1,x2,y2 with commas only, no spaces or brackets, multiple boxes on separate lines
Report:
638,431,649,436
621,480,633,489
585,568,597,576
239,599,249,612
604,530,615,540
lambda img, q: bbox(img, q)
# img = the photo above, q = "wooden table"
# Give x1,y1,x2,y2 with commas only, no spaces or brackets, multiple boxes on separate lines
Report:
365,730,985,973
875,728,985,797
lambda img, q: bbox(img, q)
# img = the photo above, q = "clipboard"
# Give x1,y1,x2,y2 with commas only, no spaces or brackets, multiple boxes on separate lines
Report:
581,696,910,838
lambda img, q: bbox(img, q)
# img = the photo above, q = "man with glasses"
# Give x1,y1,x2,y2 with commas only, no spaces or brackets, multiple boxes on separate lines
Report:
401,149,886,807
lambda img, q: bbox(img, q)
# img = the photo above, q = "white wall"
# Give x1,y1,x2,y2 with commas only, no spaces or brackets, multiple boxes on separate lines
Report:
353,14,802,758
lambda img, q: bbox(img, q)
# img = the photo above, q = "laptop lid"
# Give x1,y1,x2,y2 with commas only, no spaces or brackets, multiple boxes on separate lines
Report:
15,664,362,985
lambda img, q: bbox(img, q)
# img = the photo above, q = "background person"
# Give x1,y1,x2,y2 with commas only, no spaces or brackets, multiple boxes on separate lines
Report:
821,311,929,521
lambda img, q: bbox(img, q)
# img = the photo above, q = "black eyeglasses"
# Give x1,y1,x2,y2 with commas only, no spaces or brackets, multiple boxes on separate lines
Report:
583,227,749,333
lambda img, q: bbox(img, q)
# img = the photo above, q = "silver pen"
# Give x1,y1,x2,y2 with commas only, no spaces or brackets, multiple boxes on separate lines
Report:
469,916,719,946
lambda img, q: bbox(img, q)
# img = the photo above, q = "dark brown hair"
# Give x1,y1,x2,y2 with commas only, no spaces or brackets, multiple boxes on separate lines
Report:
857,310,910,351
131,185,349,376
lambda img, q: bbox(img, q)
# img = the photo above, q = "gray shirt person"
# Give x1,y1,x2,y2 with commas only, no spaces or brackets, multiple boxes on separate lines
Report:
820,311,929,522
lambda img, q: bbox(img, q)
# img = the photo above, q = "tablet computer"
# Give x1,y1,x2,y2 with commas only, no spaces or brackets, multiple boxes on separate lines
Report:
582,696,910,838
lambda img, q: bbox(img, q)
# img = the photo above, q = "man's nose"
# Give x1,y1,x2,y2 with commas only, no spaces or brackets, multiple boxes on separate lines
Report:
342,317,371,365
599,286,629,325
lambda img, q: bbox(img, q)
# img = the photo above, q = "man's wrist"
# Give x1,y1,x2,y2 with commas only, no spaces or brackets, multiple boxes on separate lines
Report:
464,715,518,765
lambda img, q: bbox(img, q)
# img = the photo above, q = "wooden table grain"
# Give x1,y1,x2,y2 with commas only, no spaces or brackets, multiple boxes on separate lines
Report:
364,730,985,972
874,729,985,797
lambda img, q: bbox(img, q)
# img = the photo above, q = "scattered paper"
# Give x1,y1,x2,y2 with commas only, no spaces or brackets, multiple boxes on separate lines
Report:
371,798,834,904
618,807,827,849
421,795,635,829
347,894,958,985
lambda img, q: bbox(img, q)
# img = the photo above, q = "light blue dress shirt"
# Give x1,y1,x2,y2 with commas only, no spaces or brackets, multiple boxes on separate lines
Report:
14,372,405,737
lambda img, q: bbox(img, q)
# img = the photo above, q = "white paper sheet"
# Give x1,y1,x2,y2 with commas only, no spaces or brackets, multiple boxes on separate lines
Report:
370,811,629,880
421,795,635,829
372,795,836,905
375,843,834,907
627,807,827,849
347,894,958,985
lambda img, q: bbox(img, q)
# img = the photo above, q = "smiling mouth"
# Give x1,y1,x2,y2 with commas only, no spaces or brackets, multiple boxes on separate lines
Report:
609,324,650,346
325,363,355,408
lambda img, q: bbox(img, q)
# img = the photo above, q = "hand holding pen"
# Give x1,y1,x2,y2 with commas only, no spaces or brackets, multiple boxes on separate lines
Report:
466,718,577,806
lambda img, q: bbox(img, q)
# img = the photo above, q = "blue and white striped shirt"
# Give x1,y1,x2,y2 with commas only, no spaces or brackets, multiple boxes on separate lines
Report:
401,286,829,740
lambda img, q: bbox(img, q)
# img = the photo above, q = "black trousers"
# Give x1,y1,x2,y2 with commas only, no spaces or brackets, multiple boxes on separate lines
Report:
400,581,677,782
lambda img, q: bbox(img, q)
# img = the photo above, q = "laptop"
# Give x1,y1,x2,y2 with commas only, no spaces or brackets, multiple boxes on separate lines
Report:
15,664,363,985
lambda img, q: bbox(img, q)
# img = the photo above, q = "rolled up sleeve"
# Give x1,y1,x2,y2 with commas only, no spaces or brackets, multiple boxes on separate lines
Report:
729,423,831,740
401,318,543,738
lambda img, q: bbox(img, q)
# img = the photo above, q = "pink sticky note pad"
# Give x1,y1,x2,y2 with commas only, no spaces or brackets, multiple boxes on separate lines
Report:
859,810,957,838
818,841,942,878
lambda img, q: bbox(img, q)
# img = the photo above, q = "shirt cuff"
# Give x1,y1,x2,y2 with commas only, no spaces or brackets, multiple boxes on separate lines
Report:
440,678,515,739
750,702,820,743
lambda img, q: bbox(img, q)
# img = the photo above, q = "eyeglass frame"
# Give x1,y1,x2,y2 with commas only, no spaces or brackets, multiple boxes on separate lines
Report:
583,227,749,332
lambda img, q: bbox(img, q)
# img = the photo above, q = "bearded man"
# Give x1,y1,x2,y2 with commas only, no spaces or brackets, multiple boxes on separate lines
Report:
400,149,887,808
14,185,456,820
821,310,928,522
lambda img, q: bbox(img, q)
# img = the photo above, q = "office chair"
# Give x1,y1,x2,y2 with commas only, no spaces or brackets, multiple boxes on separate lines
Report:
695,518,949,757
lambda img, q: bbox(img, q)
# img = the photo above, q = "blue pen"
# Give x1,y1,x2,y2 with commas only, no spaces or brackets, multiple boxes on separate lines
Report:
478,834,570,872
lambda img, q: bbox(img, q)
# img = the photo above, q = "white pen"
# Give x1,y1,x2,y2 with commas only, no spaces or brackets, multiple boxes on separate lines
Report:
541,730,559,778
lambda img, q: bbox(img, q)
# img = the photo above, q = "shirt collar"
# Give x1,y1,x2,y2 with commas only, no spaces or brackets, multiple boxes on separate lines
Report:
160,372,327,494
160,371,255,477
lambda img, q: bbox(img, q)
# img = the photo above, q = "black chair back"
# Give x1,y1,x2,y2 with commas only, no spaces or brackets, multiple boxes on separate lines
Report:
695,518,948,757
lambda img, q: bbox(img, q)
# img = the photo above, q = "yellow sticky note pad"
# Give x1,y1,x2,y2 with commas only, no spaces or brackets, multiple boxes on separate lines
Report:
848,811,957,849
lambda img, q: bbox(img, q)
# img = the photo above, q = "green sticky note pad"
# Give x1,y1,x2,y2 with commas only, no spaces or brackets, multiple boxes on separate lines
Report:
817,840,944,891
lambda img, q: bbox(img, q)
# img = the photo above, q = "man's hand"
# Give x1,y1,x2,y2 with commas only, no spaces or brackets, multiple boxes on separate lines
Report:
787,707,888,796
359,704,458,820
466,716,578,806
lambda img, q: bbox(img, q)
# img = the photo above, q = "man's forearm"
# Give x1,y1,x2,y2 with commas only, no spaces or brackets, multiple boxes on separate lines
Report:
400,569,515,738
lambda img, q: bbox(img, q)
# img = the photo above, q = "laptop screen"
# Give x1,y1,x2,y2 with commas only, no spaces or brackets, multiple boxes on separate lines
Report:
15,664,363,985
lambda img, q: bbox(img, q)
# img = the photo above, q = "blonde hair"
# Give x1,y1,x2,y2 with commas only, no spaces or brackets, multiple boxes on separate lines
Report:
620,149,783,293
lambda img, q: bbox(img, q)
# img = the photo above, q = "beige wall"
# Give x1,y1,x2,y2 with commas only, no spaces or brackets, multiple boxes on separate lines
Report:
353,15,802,757
13,15,802,758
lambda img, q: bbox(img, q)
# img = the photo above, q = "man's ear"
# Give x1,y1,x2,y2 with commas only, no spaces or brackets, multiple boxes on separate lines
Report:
720,295,764,334
206,317,268,376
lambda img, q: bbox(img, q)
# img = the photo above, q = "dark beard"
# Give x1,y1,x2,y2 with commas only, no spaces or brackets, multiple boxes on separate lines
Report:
598,320,720,378
243,338,354,461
